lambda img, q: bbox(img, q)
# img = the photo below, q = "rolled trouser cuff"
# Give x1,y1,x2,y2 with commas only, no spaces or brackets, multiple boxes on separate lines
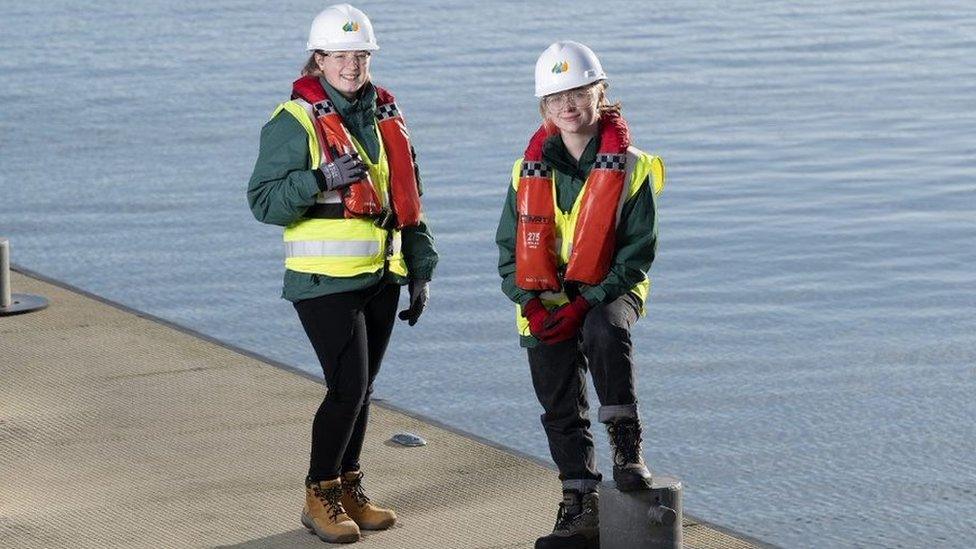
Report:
562,478,601,493
598,404,639,423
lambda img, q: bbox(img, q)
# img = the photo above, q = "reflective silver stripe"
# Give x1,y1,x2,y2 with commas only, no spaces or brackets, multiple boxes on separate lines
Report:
624,147,640,183
391,233,402,255
285,240,380,258
294,98,328,171
540,290,567,302
315,190,343,204
617,148,641,225
294,98,314,116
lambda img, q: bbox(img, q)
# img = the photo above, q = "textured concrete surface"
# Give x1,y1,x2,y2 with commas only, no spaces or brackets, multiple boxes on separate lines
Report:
0,271,765,548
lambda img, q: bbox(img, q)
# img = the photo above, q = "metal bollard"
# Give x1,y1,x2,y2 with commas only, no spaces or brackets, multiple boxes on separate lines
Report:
1,237,9,309
600,476,683,549
0,237,50,316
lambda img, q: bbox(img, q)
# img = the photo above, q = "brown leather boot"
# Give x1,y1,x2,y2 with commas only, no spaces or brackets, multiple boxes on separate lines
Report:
301,478,361,543
340,470,397,530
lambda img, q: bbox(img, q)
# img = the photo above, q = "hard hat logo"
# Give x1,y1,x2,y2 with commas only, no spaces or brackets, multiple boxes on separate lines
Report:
551,61,570,74
342,21,361,32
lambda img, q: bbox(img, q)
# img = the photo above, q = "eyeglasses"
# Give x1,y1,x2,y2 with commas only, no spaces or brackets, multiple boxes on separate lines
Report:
543,87,595,111
324,51,372,66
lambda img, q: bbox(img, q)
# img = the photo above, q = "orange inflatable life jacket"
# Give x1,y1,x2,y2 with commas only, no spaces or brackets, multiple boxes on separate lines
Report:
515,112,631,290
291,76,422,228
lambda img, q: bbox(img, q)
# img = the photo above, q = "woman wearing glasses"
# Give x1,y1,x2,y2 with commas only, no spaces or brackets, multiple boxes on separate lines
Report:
247,4,436,543
495,41,665,549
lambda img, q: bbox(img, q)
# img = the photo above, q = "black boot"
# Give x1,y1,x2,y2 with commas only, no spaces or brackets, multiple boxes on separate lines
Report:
607,418,653,491
535,490,599,549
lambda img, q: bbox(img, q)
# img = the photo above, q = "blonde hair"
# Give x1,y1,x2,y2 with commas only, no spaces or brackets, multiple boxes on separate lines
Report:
539,80,621,119
594,81,622,115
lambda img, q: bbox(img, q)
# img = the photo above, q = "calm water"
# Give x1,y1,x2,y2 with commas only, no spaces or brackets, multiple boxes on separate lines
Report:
2,1,975,546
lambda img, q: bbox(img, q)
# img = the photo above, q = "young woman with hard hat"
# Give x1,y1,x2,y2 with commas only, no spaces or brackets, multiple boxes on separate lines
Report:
496,40,666,549
247,4,437,544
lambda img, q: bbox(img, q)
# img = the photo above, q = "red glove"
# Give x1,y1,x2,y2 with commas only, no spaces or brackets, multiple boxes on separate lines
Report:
538,296,591,344
522,298,550,338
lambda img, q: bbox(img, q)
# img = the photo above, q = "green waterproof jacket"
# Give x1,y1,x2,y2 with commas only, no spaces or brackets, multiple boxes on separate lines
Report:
248,80,438,302
495,133,658,347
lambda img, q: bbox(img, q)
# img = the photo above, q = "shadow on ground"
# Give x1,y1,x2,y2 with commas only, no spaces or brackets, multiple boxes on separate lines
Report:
214,525,417,549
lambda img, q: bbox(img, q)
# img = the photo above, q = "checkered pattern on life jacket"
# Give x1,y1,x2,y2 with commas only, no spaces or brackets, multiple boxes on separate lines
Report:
312,99,337,117
376,102,400,121
520,161,552,178
594,153,626,171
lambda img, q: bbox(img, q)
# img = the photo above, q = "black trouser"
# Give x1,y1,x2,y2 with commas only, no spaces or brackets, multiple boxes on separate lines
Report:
294,282,400,481
527,292,641,492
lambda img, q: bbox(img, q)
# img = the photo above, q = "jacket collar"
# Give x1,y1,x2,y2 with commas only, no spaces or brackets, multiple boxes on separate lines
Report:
319,77,377,120
542,133,600,180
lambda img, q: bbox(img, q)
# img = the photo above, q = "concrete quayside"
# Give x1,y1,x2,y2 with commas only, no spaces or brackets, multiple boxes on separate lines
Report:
0,269,770,548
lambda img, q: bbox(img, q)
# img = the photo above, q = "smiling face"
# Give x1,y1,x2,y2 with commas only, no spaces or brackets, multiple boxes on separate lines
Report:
316,50,371,98
542,84,599,135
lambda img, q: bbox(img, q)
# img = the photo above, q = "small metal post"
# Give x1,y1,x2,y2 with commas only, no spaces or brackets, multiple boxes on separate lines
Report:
0,237,50,316
0,238,10,309
600,476,684,548
1,237,11,308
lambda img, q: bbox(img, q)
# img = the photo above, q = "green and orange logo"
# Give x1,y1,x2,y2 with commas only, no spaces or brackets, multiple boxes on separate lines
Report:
551,61,569,74
342,21,360,32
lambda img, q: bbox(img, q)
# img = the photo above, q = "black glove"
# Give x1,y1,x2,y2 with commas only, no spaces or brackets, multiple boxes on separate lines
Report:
398,279,429,326
318,152,367,191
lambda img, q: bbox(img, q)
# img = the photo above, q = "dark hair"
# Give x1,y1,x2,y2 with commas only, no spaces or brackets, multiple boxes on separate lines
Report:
301,51,325,77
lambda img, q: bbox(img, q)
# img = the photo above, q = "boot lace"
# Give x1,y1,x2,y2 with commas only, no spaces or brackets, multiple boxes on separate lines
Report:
312,483,346,522
342,472,371,507
553,501,574,531
553,496,596,532
608,420,643,466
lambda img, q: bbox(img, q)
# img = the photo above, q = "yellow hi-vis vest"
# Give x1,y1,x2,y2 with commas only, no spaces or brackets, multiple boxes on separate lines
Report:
511,147,665,337
272,100,408,278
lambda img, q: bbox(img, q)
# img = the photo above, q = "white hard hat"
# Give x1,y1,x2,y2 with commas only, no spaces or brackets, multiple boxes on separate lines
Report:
534,41,606,97
307,4,379,52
